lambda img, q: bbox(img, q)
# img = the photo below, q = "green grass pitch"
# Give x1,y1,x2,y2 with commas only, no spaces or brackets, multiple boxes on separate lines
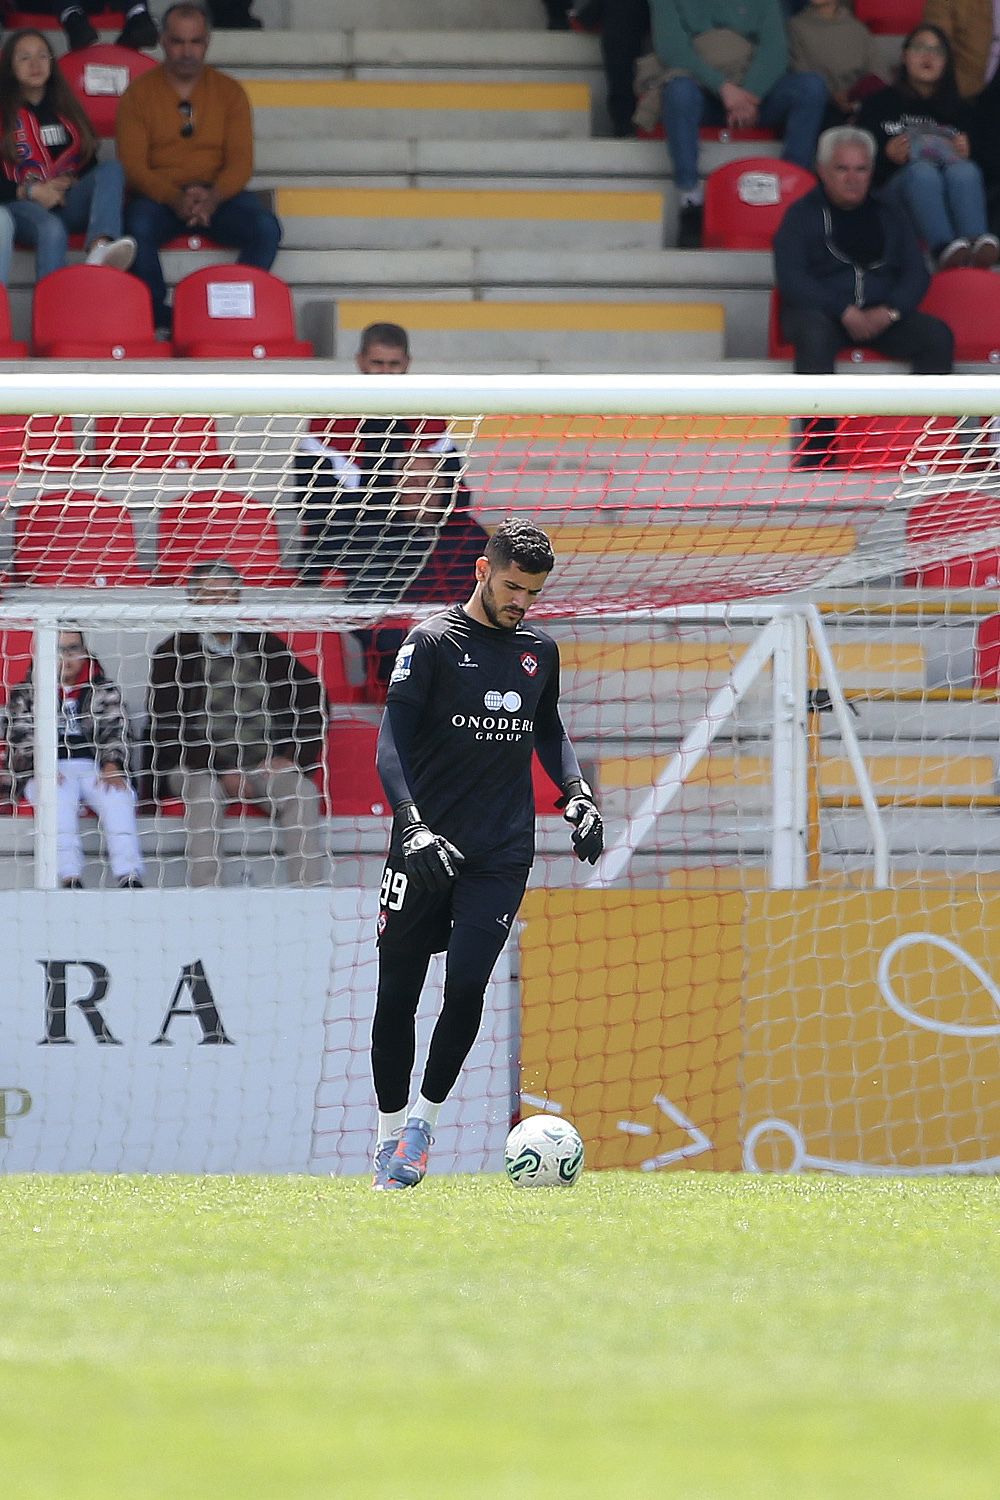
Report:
1,1174,998,1499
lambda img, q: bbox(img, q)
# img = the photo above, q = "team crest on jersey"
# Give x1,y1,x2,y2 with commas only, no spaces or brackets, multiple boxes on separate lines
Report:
390,643,414,684
377,909,388,935
520,652,538,677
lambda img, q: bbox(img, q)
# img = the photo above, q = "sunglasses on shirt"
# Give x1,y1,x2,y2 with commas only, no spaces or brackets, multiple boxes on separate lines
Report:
178,100,195,137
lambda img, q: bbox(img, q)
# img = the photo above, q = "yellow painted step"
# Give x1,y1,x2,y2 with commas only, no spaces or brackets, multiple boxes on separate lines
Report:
559,640,927,680
475,416,792,441
243,79,590,111
545,523,853,559
277,187,663,224
599,753,996,793
337,300,724,335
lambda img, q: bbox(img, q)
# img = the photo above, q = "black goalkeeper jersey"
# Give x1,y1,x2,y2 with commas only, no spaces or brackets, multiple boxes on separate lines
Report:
382,604,563,866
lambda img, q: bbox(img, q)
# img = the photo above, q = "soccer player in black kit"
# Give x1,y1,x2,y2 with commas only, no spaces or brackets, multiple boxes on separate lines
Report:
371,517,604,1189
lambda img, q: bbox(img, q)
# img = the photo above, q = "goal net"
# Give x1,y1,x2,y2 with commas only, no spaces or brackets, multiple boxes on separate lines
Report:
1,371,998,1180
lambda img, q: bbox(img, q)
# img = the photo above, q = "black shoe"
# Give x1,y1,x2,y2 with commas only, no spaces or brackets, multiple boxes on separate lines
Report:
61,878,84,890
62,8,99,50
118,875,144,889
677,202,703,249
117,8,159,49
210,2,264,26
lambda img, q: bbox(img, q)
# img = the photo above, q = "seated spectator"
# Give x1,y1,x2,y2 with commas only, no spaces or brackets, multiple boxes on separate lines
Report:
358,452,493,692
0,30,137,280
923,0,995,101
773,125,953,465
6,628,144,889
650,0,828,245
148,560,326,888
788,0,889,124
560,0,652,137
858,25,998,269
296,321,465,597
116,1,281,334
31,2,158,53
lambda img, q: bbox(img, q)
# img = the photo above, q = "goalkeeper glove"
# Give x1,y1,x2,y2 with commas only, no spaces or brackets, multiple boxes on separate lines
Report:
558,778,604,865
395,803,465,892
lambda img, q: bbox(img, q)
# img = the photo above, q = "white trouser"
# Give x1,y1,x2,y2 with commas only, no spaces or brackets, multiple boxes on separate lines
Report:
169,765,326,887
25,756,144,883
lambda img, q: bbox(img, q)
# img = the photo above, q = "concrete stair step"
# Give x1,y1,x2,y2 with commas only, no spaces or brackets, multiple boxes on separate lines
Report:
288,0,545,28
275,185,665,252
208,28,600,71
245,78,591,141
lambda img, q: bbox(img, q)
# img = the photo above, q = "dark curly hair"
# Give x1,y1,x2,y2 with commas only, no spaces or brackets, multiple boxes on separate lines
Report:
485,517,555,574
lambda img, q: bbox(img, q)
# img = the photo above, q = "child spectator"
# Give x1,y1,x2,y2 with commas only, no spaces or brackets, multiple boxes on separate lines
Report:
5,629,144,889
858,24,998,268
0,30,136,280
788,0,888,123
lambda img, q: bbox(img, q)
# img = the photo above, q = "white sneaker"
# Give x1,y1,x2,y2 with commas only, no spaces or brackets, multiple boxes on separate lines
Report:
937,237,972,271
972,233,1000,269
86,236,138,271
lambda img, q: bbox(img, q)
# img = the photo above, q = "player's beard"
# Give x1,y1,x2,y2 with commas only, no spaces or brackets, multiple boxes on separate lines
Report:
479,574,523,631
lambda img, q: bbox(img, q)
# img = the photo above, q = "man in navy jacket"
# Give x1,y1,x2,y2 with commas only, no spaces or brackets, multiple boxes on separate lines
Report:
773,125,953,465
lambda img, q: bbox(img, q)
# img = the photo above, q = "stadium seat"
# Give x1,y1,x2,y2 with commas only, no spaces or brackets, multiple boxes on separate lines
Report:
853,0,923,36
0,629,33,703
283,631,360,705
919,269,1000,362
703,157,815,250
32,266,169,359
830,415,961,473
59,42,157,137
323,718,388,815
171,266,313,358
0,415,76,470
973,614,1000,688
533,753,561,814
903,490,1000,587
91,416,233,471
14,491,145,586
768,289,888,362
637,123,778,143
0,285,27,358
2,6,125,27
155,492,298,586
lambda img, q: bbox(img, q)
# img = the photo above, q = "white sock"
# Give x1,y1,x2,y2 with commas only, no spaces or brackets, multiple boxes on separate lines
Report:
411,1094,442,1130
377,1109,406,1143
680,187,703,208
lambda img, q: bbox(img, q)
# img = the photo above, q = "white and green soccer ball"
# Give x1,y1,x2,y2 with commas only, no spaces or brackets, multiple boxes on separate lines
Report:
504,1114,585,1187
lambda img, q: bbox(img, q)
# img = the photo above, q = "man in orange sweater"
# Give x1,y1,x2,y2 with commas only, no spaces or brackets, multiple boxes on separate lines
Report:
116,0,281,333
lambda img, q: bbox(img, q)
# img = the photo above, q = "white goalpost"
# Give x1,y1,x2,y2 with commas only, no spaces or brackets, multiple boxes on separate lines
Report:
1,369,999,1181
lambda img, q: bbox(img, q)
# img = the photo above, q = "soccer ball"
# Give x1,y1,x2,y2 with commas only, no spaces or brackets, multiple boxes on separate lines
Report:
504,1114,584,1187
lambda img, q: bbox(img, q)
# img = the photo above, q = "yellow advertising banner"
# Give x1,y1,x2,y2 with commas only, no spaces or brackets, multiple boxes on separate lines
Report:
518,889,1000,1174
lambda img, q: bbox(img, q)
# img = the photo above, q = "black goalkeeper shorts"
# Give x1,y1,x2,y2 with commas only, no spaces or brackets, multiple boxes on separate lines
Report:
376,858,529,956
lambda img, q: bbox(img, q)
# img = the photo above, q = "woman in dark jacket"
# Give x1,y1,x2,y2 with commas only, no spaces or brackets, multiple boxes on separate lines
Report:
0,29,136,280
858,23,997,269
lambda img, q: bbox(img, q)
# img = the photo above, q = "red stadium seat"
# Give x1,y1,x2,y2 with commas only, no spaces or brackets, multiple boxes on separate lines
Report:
903,489,1000,587
15,491,145,586
0,415,76,470
0,285,27,357
2,7,125,28
533,753,561,815
283,631,360,705
323,718,388,815
0,630,33,704
703,157,815,250
974,614,1000,688
637,123,778,143
919,269,1000,362
155,492,298,586
59,42,157,137
32,266,169,358
853,0,923,36
830,415,961,473
171,266,313,358
91,416,233,471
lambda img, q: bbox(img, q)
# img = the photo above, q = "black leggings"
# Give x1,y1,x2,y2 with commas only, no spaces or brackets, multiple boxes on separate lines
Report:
371,922,509,1112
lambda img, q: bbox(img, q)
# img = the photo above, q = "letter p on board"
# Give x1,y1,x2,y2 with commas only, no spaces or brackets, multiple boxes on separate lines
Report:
0,1087,31,1138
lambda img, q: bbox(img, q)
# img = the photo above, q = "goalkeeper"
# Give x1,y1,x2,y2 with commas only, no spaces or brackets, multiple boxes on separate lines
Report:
370,517,603,1190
